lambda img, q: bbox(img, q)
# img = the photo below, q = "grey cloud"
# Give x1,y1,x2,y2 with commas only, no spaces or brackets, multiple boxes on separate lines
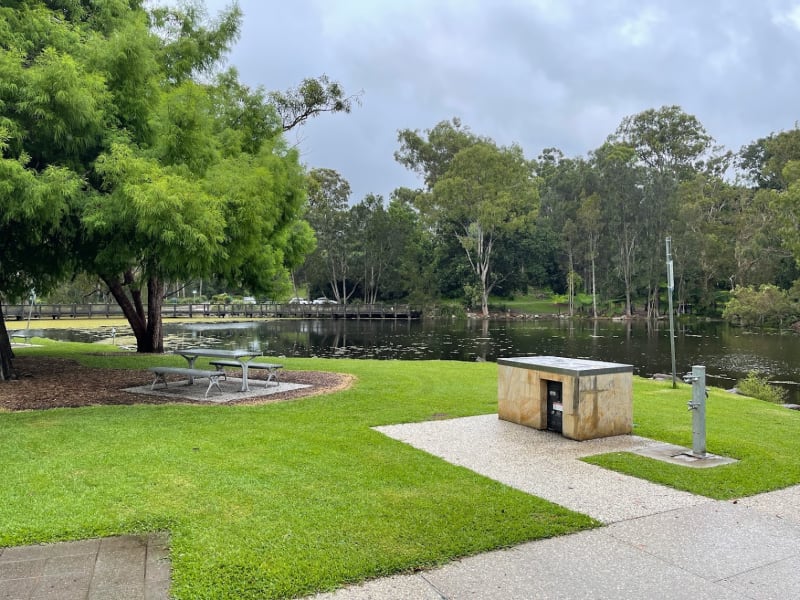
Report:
204,0,800,200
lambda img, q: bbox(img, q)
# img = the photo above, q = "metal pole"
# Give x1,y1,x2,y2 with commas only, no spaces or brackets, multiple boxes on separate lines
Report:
685,365,707,457
666,238,677,388
26,289,36,331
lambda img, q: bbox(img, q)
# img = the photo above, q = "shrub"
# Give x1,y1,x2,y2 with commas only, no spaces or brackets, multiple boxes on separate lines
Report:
737,371,788,404
722,284,798,328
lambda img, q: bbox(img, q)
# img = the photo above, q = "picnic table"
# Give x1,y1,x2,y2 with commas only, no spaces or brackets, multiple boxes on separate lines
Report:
174,348,261,392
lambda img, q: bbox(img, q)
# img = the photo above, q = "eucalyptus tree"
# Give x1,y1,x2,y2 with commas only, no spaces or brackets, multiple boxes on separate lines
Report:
395,118,485,191
431,142,539,317
766,160,800,274
381,189,438,302
350,194,393,304
738,127,800,191
670,174,738,312
591,143,643,317
537,152,596,311
304,168,357,303
576,194,602,318
608,105,718,318
738,131,800,283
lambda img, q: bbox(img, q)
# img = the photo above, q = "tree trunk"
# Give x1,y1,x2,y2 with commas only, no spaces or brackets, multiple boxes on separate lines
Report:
0,303,16,380
146,276,165,353
102,271,165,353
591,254,598,319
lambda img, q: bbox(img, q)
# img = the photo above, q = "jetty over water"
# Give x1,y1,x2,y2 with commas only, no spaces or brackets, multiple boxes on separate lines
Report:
2,302,422,321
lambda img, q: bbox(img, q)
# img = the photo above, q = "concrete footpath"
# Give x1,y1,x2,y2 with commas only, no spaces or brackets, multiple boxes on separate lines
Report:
310,415,800,599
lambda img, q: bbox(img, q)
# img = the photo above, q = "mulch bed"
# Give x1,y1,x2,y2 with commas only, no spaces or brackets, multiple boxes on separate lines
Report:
1,356,353,411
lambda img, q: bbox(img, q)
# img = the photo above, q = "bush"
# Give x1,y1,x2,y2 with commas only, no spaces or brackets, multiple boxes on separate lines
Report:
723,284,798,328
737,371,788,404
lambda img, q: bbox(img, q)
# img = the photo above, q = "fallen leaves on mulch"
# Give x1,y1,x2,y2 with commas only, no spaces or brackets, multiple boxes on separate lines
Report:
1,356,354,412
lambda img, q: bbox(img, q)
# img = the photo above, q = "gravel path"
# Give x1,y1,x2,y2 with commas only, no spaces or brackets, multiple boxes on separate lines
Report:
375,414,712,523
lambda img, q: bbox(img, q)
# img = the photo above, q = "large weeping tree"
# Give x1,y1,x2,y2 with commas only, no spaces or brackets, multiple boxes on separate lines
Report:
0,1,353,375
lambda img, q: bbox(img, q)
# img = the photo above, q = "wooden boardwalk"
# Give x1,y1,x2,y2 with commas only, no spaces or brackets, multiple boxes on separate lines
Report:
2,302,422,321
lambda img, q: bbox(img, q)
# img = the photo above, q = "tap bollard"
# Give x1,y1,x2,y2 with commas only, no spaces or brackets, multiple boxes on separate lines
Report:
682,365,706,457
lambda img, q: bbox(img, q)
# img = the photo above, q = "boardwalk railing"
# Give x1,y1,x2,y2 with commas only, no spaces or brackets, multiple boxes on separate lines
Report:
2,303,422,321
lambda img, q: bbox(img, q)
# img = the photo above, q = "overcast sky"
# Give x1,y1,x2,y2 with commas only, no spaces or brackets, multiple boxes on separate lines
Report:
203,0,800,202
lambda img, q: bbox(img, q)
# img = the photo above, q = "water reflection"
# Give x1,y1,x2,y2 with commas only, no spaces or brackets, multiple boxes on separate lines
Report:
39,318,800,400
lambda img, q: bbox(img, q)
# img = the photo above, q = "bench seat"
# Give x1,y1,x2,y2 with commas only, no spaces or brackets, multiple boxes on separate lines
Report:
148,366,225,398
11,330,35,342
209,360,283,386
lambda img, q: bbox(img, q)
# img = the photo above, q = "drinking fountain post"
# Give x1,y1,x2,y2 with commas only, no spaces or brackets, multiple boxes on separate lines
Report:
683,365,706,457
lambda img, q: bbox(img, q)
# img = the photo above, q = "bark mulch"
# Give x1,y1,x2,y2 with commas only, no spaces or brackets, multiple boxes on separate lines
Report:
1,356,354,412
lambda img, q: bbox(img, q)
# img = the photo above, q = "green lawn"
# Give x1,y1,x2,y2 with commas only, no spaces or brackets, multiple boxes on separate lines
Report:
2,342,595,599
488,292,561,315
5,342,799,597
584,378,800,499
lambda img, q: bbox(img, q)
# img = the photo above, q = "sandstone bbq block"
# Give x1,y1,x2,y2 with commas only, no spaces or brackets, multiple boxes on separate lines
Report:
498,356,633,441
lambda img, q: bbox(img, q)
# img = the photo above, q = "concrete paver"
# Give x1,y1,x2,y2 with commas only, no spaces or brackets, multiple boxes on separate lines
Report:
0,533,169,600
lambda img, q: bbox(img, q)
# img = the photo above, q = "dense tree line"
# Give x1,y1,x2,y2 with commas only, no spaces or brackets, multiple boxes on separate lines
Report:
300,109,800,324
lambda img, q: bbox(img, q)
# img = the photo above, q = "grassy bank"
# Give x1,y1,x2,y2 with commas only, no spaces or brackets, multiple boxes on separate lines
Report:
489,292,561,315
1,342,595,599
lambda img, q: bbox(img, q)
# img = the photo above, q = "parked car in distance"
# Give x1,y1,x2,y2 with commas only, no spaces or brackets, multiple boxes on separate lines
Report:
288,297,309,304
242,296,257,304
312,297,338,304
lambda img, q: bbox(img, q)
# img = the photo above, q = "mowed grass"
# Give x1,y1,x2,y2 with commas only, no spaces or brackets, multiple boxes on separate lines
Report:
489,292,561,315
2,342,596,599
584,378,800,499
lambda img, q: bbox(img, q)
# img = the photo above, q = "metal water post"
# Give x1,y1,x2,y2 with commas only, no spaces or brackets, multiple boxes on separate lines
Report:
26,289,36,330
666,238,677,388
683,365,706,457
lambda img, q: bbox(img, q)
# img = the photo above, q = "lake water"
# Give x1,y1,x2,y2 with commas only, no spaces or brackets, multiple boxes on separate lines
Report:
41,318,800,401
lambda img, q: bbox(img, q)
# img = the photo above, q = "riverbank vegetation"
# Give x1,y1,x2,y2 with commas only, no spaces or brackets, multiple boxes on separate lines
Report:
735,371,789,404
293,111,800,326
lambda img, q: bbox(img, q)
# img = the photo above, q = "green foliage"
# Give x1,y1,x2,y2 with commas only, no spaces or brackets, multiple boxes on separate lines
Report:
612,104,715,178
736,371,788,404
269,74,359,132
1,1,336,357
738,127,800,190
395,118,485,190
429,141,540,315
722,284,798,328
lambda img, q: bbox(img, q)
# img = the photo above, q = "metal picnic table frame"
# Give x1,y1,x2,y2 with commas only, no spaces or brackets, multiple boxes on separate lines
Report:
174,348,260,392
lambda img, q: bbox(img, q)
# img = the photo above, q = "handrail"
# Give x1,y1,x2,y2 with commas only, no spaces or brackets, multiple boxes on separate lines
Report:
0,302,422,320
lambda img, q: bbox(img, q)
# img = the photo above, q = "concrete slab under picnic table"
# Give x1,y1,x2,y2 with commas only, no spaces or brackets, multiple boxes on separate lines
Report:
124,376,309,403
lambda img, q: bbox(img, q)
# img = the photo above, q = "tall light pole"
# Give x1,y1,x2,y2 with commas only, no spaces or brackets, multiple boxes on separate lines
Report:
666,237,677,388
